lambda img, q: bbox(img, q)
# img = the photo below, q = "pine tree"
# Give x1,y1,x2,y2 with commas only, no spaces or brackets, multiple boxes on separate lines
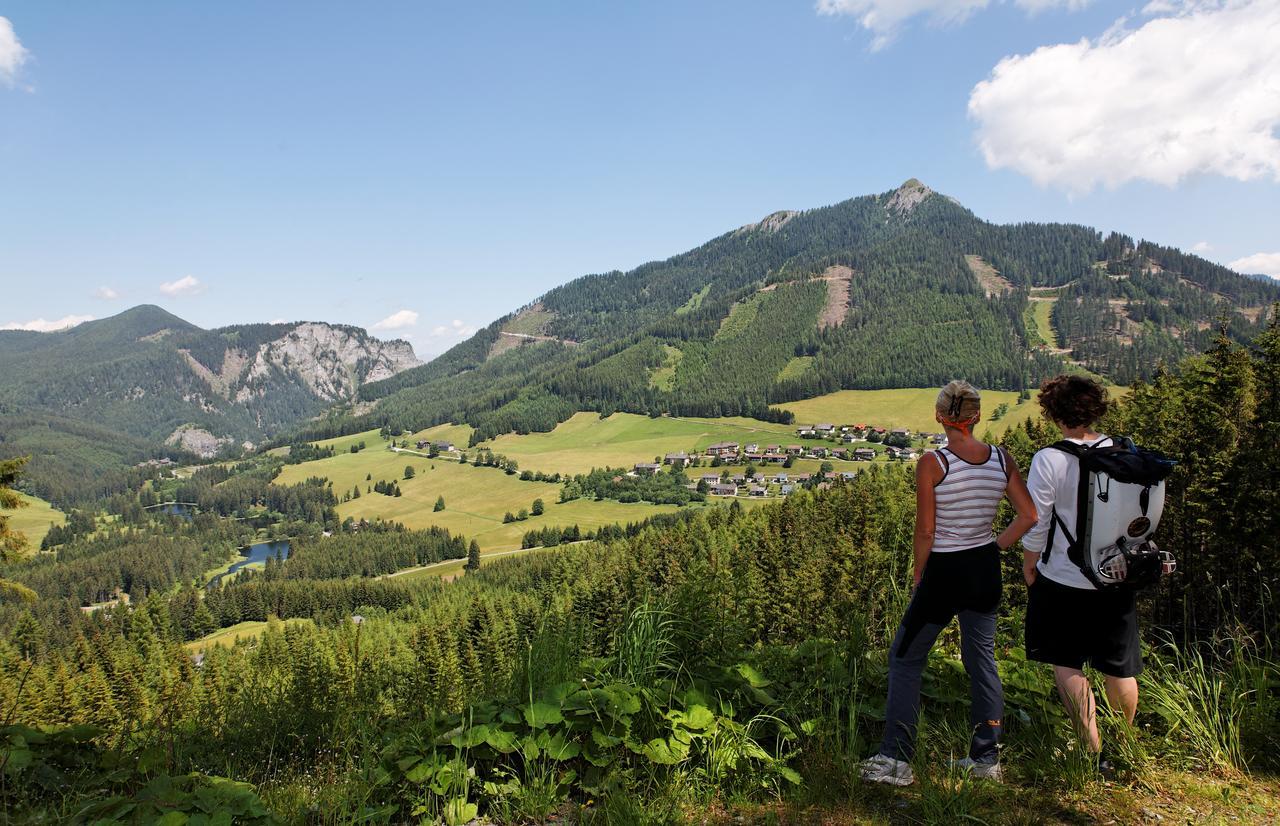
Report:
466,540,481,572
0,457,37,602
434,495,446,512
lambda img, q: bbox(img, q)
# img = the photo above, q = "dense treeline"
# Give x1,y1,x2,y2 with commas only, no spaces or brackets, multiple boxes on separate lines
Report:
174,467,338,523
280,527,467,579
0,412,183,506
0,519,252,617
560,467,704,506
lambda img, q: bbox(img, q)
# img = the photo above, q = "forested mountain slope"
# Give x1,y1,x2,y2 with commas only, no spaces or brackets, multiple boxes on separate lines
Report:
0,305,420,502
320,180,1278,445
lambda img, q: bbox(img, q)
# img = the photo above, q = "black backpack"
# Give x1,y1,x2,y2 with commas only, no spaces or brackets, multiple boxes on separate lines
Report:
1044,437,1177,590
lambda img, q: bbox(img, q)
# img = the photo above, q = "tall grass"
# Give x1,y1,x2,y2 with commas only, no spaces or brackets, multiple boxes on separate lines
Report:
1141,632,1278,773
613,601,681,688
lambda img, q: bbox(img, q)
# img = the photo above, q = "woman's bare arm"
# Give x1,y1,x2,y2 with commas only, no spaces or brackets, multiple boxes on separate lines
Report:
913,453,942,587
996,448,1038,558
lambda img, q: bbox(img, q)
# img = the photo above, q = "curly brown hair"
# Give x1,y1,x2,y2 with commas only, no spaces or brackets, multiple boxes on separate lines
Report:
1038,375,1110,428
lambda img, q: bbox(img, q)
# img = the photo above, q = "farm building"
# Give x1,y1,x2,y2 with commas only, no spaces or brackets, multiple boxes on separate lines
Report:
634,462,661,475
663,452,691,467
853,448,877,461
709,483,738,496
749,486,768,497
705,441,739,457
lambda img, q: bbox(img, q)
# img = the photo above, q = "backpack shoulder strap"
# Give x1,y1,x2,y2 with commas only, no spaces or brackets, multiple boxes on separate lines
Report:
1048,439,1088,459
1041,442,1088,570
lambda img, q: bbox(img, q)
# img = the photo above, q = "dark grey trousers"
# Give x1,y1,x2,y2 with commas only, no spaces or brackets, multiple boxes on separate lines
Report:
878,542,1004,764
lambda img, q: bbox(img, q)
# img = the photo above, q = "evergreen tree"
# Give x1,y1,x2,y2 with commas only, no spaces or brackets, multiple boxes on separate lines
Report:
434,495,446,512
466,540,481,572
0,457,37,602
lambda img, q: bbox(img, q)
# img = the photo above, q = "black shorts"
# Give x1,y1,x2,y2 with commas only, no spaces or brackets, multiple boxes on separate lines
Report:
1025,574,1143,678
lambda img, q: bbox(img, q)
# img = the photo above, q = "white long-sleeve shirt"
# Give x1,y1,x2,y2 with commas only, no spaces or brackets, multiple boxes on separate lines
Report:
1023,434,1115,591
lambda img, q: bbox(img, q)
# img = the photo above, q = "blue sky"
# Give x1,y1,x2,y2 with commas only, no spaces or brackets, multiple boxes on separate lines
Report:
2,1,1277,356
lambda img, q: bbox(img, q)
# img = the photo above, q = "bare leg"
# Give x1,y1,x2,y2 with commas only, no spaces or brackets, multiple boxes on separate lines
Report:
1053,666,1100,752
1103,675,1138,724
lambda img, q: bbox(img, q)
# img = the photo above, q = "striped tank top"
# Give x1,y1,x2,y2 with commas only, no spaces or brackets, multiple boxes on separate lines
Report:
931,445,1008,553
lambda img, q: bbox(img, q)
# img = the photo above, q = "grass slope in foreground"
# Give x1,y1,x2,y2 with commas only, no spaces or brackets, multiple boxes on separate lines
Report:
275,432,683,552
8,492,67,552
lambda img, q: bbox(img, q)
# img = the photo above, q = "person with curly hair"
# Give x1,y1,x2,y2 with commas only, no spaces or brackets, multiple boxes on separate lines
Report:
860,381,1037,786
1022,374,1142,771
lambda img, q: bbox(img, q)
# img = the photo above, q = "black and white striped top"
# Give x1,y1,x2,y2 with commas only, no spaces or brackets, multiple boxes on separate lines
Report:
931,445,1008,553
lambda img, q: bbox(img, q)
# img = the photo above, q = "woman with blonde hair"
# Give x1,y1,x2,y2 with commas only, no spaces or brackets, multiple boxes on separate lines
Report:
860,381,1038,786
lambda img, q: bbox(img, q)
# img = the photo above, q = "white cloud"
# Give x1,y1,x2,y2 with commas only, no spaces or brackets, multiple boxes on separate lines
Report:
816,0,1089,49
371,309,419,331
429,319,476,338
1,314,95,332
1228,252,1280,278
159,275,204,296
93,286,120,300
0,17,30,88
968,0,1280,194
1191,241,1213,253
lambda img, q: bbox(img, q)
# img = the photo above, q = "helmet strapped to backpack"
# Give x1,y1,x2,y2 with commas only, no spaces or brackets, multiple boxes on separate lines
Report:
1045,437,1177,590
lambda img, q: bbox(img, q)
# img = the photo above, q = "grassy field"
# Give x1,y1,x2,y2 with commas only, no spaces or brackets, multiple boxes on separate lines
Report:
779,388,1042,436
1027,298,1060,349
405,422,475,447
387,545,560,584
184,619,312,653
777,356,814,382
8,492,66,552
278,388,1116,553
647,345,683,391
480,412,803,476
275,442,684,551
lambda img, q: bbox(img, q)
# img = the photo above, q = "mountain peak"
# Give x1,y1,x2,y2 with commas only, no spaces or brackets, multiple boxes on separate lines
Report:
886,178,934,215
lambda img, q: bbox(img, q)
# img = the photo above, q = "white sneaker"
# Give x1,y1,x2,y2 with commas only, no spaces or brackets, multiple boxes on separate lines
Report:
859,753,915,786
951,756,1003,781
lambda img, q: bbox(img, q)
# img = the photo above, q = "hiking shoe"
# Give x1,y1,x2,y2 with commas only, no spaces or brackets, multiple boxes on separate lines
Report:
859,753,915,786
951,756,1003,781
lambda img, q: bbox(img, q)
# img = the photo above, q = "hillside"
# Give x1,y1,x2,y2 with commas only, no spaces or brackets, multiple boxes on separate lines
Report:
0,306,420,502
314,180,1276,446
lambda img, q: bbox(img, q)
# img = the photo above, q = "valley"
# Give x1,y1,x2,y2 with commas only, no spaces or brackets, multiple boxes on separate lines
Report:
1,179,1277,825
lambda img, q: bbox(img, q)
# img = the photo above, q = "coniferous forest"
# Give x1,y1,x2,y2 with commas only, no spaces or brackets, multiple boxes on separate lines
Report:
296,183,1278,450
1,315,1278,823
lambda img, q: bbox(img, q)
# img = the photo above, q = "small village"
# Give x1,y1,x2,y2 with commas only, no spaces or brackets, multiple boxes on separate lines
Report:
630,422,947,499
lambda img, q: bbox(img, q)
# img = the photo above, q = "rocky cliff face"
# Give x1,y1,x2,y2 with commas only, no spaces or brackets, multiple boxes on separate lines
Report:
237,323,420,402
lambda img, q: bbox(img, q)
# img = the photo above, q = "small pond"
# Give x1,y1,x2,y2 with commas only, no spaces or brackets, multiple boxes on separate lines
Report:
207,540,290,588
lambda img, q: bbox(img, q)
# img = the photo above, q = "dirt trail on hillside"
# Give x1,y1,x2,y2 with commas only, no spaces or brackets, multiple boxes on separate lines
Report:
965,255,1014,297
818,266,853,329
760,265,852,329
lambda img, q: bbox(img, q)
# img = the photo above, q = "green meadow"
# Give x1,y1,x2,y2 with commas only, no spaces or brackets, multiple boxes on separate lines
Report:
9,492,66,552
184,618,312,653
779,387,1041,435
480,411,801,476
285,389,1082,554
275,441,683,552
